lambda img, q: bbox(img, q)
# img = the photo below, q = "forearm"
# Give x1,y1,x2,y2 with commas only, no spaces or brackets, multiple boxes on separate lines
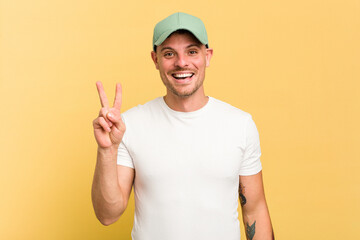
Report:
242,202,274,240
91,146,125,225
239,172,274,240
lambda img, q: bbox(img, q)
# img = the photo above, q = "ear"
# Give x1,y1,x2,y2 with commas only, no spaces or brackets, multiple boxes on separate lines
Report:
151,51,159,70
205,48,213,67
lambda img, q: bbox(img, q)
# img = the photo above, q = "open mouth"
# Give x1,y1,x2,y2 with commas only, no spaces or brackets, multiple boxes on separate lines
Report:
171,73,194,80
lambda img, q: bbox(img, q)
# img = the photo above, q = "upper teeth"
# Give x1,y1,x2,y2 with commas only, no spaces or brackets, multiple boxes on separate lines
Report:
173,73,193,78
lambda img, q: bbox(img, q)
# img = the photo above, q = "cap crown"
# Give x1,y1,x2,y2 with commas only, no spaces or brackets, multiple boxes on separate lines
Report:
153,12,208,50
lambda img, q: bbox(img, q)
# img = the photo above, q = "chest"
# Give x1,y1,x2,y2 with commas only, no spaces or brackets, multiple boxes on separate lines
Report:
127,118,245,188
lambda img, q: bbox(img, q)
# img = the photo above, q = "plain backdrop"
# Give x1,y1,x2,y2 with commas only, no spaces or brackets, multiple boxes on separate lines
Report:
1,0,359,239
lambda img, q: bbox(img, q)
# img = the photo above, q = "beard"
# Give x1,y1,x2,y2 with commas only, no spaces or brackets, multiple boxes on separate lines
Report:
160,69,205,98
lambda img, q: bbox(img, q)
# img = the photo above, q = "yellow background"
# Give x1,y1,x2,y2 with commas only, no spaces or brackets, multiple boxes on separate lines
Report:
1,0,359,239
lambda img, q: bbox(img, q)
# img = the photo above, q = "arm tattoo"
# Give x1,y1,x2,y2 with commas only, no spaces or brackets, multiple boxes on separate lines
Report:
239,183,247,206
246,221,256,240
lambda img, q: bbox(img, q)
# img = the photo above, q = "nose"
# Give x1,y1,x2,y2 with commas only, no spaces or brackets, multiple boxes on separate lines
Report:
174,53,188,68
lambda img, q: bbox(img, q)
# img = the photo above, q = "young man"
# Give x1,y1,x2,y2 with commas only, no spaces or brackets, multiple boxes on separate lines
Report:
92,12,274,240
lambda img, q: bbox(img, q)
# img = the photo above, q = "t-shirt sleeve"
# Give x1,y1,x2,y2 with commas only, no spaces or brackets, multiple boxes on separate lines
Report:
239,115,262,176
117,140,134,168
116,114,135,168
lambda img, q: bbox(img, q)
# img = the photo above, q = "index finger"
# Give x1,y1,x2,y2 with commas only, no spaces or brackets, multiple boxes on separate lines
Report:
96,81,110,108
113,83,122,111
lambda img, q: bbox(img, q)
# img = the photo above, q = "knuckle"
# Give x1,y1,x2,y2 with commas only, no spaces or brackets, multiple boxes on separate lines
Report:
92,118,98,126
108,108,117,115
99,108,108,117
98,117,106,124
107,110,119,121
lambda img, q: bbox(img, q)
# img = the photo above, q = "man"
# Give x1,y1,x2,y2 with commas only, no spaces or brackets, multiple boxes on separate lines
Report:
92,12,274,240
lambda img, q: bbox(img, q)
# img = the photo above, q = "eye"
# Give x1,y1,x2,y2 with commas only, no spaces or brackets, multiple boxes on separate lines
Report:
164,52,174,57
189,50,198,55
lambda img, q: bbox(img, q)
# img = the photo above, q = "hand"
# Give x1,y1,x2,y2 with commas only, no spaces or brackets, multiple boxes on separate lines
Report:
93,81,126,149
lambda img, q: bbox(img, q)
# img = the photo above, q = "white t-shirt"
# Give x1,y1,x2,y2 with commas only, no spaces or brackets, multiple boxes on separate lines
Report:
117,96,262,240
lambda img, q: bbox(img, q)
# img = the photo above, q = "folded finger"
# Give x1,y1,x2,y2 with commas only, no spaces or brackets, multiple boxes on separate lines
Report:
107,109,121,123
99,107,113,127
98,117,111,132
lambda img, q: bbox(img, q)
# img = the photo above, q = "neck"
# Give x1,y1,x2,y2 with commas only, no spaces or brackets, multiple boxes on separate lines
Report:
163,88,209,112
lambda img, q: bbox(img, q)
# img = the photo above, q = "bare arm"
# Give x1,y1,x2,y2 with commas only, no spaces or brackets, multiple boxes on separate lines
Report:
92,147,134,225
239,171,274,240
91,82,134,226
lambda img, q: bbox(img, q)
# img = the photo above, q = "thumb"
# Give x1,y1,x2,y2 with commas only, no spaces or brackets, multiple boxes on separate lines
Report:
106,109,122,128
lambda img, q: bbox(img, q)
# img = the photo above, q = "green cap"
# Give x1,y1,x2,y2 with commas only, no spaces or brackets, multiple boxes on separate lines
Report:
153,12,208,51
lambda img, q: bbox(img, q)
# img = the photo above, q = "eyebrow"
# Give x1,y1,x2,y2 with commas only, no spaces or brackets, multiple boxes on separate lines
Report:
160,43,202,52
160,47,174,52
186,43,202,49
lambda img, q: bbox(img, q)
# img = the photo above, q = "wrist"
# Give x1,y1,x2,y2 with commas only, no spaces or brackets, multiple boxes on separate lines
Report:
98,143,119,152
97,145,119,162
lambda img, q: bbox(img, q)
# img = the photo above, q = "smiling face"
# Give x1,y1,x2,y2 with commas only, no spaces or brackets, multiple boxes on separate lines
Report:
151,31,213,98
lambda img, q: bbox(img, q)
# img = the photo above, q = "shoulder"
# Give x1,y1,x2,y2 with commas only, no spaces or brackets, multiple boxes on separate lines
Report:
209,97,253,123
120,97,164,141
121,97,162,121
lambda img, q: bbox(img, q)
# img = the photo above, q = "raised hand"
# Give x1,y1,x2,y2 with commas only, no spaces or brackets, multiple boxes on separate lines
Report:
93,81,126,149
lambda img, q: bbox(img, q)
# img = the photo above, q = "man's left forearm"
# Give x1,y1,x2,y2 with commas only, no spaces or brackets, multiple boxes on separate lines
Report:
239,172,274,240
241,203,274,240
